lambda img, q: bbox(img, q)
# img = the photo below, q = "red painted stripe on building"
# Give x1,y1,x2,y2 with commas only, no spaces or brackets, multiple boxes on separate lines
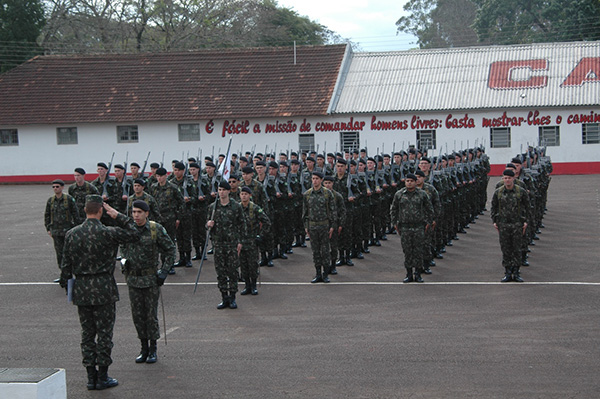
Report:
1,163,599,183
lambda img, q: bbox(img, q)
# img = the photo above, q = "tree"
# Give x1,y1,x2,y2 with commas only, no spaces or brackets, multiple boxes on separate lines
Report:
0,0,45,72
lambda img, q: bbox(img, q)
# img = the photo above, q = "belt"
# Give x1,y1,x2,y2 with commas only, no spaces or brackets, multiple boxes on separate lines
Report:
127,268,156,277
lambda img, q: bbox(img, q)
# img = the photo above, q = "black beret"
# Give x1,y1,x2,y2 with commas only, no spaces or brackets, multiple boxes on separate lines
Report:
171,159,179,163
306,157,316,162
420,157,431,163
134,178,146,186
255,152,263,157
336,152,343,157
114,164,125,170
352,149,359,154
205,156,213,161
291,159,300,165
52,179,65,186
130,162,140,168
359,159,367,165
375,155,383,162
97,162,108,169
74,167,86,175
393,152,401,156
187,158,196,163
86,194,103,205
415,170,426,177
228,173,239,181
327,152,335,157
408,148,417,154
174,162,185,170
241,186,252,195
312,171,324,179
219,154,225,158
268,161,278,169
291,151,298,157
405,173,417,181
255,161,266,167
316,154,325,159
441,156,448,161
219,181,231,190
205,162,216,168
189,162,201,169
242,166,254,174
360,148,367,152
511,157,522,164
279,152,287,157
156,167,167,176
279,161,288,167
323,175,334,182
503,169,515,177
240,156,248,163
367,157,375,163
336,158,347,165
350,160,357,166
132,200,149,212
150,162,160,168
506,163,516,169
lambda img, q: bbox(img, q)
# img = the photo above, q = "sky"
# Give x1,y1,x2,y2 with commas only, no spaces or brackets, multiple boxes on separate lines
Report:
277,0,418,52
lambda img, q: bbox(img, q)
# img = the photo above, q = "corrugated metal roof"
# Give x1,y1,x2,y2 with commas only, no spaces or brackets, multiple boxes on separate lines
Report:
332,41,600,114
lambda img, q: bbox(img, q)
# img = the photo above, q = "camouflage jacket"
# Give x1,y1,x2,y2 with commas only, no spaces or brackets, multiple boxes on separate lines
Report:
302,186,336,230
127,192,162,221
390,187,433,228
421,183,442,220
68,182,99,223
60,213,140,306
240,179,268,212
491,185,530,225
241,201,271,245
121,220,176,288
208,199,248,247
331,189,346,229
44,194,79,235
91,176,119,206
150,182,183,221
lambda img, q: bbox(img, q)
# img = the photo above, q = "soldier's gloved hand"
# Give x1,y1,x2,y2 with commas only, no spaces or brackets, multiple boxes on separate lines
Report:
157,269,168,286
255,235,263,244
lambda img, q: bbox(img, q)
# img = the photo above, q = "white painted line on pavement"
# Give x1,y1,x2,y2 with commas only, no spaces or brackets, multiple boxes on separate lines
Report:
2,281,600,286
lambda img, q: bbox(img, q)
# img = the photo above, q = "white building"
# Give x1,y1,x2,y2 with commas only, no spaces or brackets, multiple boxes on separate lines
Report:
1,41,598,182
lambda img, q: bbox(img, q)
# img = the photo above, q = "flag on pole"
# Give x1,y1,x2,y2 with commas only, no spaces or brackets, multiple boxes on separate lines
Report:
218,137,233,181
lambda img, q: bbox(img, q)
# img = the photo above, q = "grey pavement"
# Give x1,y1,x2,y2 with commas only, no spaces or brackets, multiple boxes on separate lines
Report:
0,175,599,398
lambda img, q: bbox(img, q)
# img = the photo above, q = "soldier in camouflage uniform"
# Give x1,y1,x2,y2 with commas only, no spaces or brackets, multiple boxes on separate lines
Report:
288,159,306,248
121,200,175,364
239,187,271,295
59,196,140,390
126,179,161,222
207,181,248,309
170,162,194,267
189,162,211,260
150,167,184,274
415,169,441,275
69,168,99,224
390,173,433,283
112,164,129,214
491,169,530,282
45,179,79,281
254,161,276,266
303,171,336,283
331,159,355,266
324,175,345,275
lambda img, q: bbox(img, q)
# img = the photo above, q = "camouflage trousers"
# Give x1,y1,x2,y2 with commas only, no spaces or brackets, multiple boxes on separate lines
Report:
339,205,353,252
77,302,116,367
191,207,207,250
330,229,339,262
400,226,425,273
308,225,331,275
51,234,66,269
214,245,239,294
161,215,177,243
423,225,435,263
239,243,259,281
128,285,160,341
176,208,192,253
498,223,523,271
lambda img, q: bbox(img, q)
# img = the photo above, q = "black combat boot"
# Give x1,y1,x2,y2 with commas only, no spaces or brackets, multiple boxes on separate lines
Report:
279,245,288,259
346,253,354,267
336,250,346,266
174,252,187,267
229,293,238,309
135,339,149,363
422,260,432,275
355,245,364,259
363,240,370,254
330,259,338,275
185,251,193,267
501,268,512,282
146,340,157,363
414,271,424,283
512,268,524,282
403,269,414,283
240,279,251,295
267,252,274,267
191,247,202,260
217,292,230,309
292,235,301,247
259,252,268,266
96,366,118,390
272,247,280,259
250,277,258,295
300,235,307,247
311,268,323,283
86,366,97,390
286,244,293,254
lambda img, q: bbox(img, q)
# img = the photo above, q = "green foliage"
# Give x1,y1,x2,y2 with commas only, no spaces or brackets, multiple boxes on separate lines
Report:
0,0,45,72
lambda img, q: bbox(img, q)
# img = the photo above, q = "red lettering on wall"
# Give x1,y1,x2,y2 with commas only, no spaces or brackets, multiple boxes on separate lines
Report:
488,60,548,89
561,57,600,87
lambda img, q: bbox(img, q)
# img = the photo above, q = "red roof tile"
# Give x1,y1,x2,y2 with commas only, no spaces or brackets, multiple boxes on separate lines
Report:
0,45,347,125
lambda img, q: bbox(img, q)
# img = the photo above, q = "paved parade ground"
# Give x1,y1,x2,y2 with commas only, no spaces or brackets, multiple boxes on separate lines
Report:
1,175,600,398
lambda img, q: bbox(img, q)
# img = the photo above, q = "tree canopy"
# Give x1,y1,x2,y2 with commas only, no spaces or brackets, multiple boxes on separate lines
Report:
0,0,45,72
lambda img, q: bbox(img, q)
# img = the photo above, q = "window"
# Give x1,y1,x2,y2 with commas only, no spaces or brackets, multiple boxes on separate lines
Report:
490,127,511,148
178,124,200,141
538,126,559,147
0,129,18,146
582,124,600,144
117,125,139,143
57,127,78,145
340,131,360,152
417,130,436,150
299,134,315,152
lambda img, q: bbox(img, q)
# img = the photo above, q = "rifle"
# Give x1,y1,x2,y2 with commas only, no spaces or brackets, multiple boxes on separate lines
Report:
140,151,151,178
122,151,129,201
160,151,165,168
194,202,217,294
102,152,115,199
182,160,190,199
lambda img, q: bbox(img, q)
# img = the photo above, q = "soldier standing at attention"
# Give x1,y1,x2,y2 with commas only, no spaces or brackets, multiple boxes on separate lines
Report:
323,175,345,276
59,195,140,390
126,179,161,222
491,169,530,282
390,173,433,283
120,200,175,364
239,187,271,295
69,168,99,224
303,171,336,283
45,179,79,282
414,169,441,275
206,181,248,309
